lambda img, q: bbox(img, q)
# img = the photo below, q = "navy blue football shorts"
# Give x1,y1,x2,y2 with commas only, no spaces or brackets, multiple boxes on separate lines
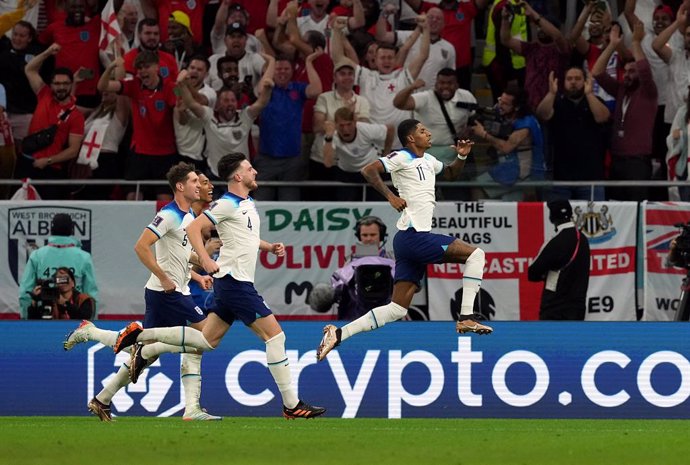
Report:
143,288,207,328
212,274,272,326
393,228,456,285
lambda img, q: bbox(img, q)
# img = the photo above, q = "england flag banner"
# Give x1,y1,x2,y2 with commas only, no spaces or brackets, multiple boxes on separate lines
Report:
642,202,690,321
426,202,637,321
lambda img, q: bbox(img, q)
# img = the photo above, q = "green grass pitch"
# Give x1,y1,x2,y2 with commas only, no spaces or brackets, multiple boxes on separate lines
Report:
2,417,690,465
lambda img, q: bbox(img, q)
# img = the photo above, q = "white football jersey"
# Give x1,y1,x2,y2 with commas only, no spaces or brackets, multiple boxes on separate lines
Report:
379,149,444,232
204,192,261,283
145,202,195,294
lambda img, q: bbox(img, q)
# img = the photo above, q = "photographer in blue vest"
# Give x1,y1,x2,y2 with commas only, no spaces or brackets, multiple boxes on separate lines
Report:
27,266,95,320
18,213,98,318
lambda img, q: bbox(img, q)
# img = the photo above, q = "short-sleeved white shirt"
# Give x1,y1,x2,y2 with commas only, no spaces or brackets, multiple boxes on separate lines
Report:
666,40,690,124
201,106,255,176
355,66,413,127
333,122,387,172
145,202,195,294
174,84,217,160
396,31,455,90
311,90,371,162
204,192,261,283
297,15,328,36
174,109,205,160
379,149,444,232
412,89,476,146
207,51,265,91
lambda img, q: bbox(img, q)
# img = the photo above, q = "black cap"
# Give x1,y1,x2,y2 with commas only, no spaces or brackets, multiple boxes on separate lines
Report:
229,3,247,14
226,22,246,36
51,214,74,236
547,199,573,222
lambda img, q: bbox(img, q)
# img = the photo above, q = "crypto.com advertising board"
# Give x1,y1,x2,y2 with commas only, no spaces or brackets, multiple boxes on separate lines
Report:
1,322,688,419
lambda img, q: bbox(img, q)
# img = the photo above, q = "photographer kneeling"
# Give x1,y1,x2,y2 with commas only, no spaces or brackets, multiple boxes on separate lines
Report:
28,267,95,320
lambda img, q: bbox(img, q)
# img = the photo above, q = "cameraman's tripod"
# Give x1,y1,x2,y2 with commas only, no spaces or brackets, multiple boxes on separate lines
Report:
675,270,690,321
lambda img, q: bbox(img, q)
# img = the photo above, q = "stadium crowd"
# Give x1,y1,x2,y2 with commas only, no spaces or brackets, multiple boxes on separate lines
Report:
0,0,688,202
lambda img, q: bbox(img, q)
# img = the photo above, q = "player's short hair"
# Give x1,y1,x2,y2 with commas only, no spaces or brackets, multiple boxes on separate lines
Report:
166,162,196,192
397,118,421,146
334,106,355,122
217,152,247,182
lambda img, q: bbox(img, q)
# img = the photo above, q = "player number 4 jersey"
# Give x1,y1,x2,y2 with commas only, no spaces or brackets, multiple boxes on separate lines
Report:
379,149,444,232
204,192,261,283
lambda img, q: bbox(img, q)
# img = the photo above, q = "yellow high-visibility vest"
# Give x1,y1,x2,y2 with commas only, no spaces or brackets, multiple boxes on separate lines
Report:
482,0,527,69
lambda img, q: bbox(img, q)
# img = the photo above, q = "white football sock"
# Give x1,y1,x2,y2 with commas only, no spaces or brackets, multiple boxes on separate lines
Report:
181,353,203,412
341,302,407,341
141,342,197,359
265,332,299,409
138,327,215,351
96,363,130,405
460,248,485,316
89,327,118,348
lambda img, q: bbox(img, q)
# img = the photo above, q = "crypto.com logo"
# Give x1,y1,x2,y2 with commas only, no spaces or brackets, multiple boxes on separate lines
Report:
87,343,184,417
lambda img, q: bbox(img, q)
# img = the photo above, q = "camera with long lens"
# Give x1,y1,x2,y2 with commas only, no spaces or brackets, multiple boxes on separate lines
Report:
669,222,690,269
29,276,69,319
457,102,513,140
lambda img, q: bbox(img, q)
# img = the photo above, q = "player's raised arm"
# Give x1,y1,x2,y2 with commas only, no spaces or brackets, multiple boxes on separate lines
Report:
441,139,474,181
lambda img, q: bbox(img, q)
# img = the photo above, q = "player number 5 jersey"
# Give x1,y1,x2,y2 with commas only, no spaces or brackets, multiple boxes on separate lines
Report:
145,202,195,294
379,149,444,232
204,192,261,283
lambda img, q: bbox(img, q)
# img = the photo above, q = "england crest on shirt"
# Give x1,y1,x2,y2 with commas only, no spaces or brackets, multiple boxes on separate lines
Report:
187,0,197,9
155,100,165,112
161,66,170,78
80,31,90,42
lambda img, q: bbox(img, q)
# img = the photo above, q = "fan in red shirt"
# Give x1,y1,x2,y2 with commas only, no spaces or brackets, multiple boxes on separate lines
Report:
39,0,101,107
99,51,178,202
123,18,179,84
18,43,85,199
